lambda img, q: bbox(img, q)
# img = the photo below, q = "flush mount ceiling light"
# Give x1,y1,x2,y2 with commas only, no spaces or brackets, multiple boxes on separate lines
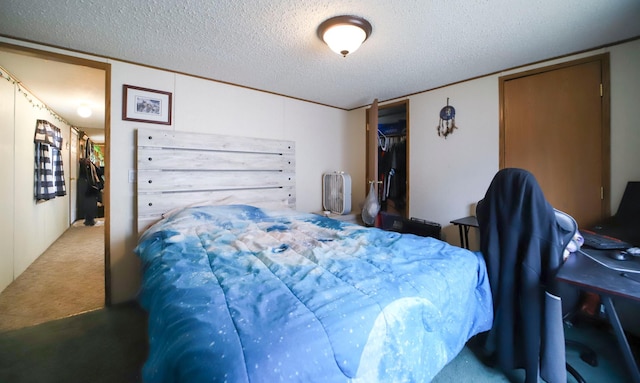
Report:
317,15,372,57
77,104,92,118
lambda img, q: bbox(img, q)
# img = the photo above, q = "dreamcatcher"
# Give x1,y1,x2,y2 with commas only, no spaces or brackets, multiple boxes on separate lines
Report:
437,98,458,138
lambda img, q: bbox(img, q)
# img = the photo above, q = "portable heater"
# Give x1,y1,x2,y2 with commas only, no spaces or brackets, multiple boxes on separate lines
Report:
322,172,352,215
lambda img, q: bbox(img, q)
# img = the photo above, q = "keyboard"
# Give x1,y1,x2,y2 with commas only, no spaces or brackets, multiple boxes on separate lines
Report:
581,229,631,250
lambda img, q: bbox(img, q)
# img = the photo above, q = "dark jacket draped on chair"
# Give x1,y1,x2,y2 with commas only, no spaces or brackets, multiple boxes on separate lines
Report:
476,168,566,383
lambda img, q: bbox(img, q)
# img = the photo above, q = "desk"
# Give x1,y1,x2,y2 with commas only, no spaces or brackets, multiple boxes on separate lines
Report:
450,216,478,249
556,250,640,383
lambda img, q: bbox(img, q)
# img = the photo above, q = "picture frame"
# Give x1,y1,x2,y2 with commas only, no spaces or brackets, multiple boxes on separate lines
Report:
122,85,172,125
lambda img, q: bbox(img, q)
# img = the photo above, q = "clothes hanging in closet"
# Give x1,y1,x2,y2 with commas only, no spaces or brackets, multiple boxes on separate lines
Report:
377,136,406,211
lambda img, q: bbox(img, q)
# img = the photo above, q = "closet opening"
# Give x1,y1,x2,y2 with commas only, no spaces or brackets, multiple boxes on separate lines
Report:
366,99,410,218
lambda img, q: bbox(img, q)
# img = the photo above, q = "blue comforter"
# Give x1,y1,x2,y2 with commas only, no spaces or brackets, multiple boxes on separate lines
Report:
136,205,492,383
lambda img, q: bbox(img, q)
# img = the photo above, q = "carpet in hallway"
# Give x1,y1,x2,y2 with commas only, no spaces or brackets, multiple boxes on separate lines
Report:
0,219,105,332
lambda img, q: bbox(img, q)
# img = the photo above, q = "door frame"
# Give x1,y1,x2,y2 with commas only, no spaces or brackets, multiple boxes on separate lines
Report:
499,53,611,219
70,128,79,224
0,41,113,305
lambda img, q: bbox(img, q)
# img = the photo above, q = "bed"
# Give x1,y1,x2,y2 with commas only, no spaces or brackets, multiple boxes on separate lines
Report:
135,128,493,383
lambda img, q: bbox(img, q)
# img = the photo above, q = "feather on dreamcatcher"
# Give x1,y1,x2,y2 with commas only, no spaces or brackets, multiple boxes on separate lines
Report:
437,98,458,138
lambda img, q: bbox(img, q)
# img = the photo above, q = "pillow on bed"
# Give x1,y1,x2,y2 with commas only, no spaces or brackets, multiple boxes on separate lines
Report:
160,195,296,220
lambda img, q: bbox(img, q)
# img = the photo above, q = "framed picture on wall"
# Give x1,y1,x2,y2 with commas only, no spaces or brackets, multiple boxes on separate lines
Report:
122,85,172,125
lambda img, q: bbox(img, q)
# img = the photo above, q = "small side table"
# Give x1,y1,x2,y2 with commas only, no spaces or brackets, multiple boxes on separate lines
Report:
450,216,479,249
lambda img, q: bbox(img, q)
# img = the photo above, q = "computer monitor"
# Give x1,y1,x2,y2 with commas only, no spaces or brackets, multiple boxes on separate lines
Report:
614,181,640,221
591,181,640,246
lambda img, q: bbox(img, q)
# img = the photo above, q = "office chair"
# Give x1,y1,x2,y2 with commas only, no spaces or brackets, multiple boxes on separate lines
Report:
476,168,595,383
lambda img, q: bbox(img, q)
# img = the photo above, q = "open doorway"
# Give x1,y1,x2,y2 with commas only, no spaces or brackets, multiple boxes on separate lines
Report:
0,43,110,331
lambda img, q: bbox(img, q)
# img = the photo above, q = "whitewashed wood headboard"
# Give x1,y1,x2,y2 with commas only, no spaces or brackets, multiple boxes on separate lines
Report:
136,128,296,233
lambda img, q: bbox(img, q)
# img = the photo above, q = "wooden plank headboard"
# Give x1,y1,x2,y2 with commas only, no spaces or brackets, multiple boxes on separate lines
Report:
136,128,296,233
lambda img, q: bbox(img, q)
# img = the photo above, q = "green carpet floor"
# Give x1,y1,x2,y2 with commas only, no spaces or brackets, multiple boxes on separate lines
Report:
435,319,638,383
0,302,637,383
0,302,147,383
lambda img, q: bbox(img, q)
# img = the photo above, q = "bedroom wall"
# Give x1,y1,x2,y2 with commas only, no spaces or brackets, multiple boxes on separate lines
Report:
610,39,640,198
2,37,637,305
0,66,71,294
347,39,640,247
0,67,14,293
109,62,355,303
0,36,358,303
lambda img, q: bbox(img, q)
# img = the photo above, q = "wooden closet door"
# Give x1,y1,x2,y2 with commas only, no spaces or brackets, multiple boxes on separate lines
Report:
501,55,609,227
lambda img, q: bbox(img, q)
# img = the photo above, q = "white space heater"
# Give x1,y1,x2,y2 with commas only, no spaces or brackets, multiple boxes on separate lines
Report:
322,172,352,214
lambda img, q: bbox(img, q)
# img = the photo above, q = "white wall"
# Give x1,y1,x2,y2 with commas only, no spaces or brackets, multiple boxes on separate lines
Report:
0,67,15,293
0,64,71,293
2,37,638,304
346,40,640,248
108,62,353,302
407,76,499,243
610,39,640,205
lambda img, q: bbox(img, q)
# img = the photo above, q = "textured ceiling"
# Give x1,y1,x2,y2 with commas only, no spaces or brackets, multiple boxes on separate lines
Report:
0,49,106,133
1,0,639,127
